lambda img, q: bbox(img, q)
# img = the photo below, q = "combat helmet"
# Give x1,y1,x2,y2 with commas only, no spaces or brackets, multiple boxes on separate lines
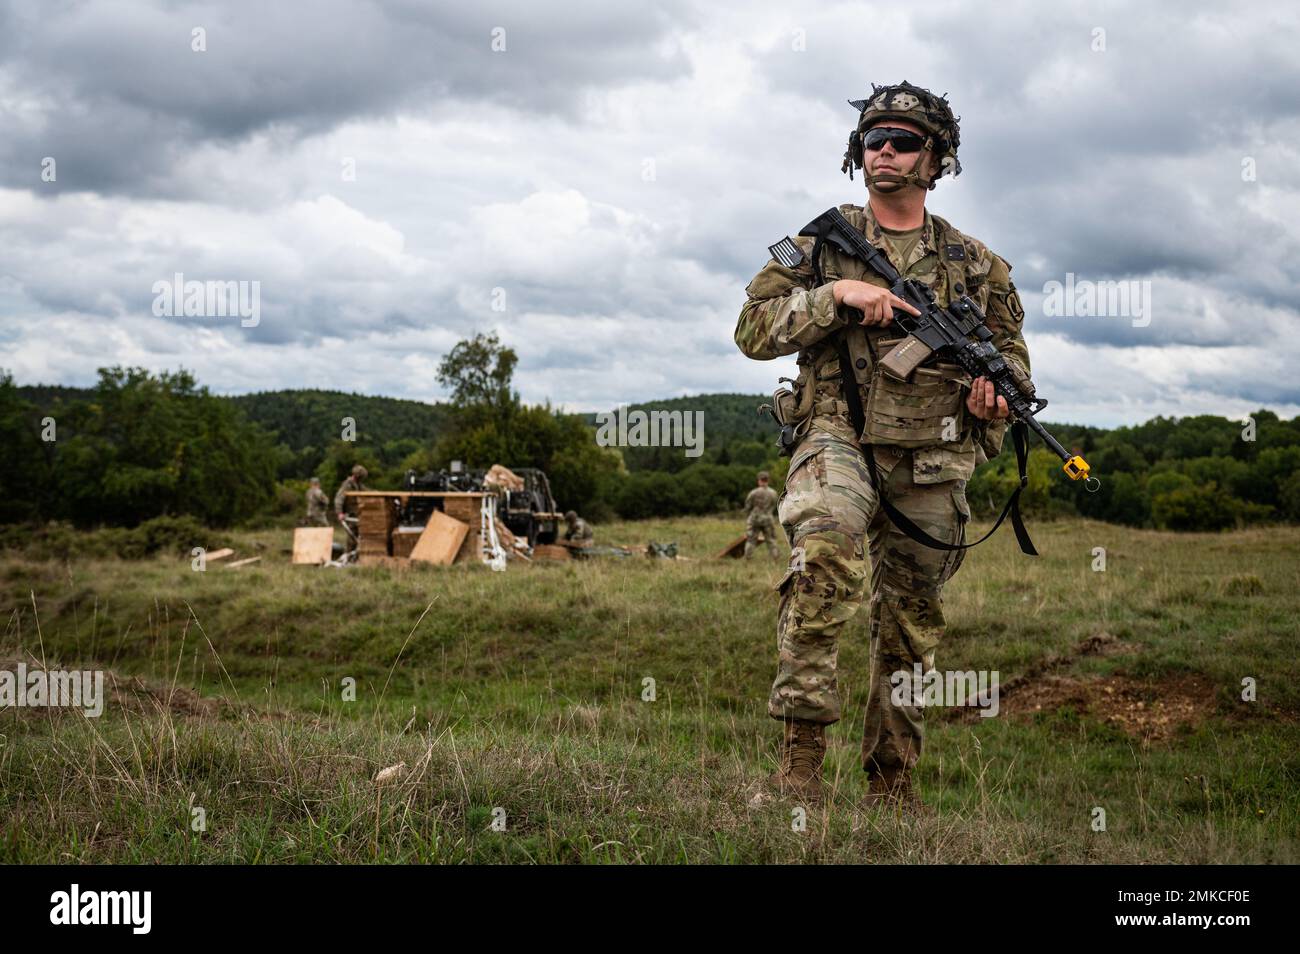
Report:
841,81,962,190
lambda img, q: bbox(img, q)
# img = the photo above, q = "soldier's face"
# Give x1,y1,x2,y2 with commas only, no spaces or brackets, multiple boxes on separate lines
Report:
862,119,936,186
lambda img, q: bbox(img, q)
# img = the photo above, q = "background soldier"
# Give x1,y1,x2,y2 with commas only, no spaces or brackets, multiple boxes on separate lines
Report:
735,82,1030,808
334,465,368,546
743,471,780,558
305,477,330,526
563,510,594,546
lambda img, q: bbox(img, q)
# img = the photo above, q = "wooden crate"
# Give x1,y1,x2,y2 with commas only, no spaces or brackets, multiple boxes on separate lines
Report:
531,544,572,561
392,527,424,559
356,497,395,556
442,496,480,525
454,527,480,563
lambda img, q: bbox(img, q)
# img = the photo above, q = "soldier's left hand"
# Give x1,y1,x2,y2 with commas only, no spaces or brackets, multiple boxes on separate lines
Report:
966,376,1010,420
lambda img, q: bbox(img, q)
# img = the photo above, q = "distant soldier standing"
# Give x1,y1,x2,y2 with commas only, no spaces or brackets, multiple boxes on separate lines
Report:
305,477,330,526
743,472,780,558
735,82,1031,808
334,465,368,544
563,510,594,546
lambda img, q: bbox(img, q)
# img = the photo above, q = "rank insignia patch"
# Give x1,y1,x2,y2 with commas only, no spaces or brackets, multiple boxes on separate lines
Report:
944,243,966,261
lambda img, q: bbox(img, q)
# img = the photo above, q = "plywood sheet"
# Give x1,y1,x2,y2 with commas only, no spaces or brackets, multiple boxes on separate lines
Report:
717,534,748,559
409,511,469,566
292,528,335,565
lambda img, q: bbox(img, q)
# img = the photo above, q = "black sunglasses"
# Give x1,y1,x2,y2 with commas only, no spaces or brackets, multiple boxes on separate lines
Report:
862,127,927,153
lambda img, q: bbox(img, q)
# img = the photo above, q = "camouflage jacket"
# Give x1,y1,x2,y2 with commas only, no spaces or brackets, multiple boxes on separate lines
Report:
565,518,594,542
333,476,365,515
745,485,779,516
306,486,329,517
734,202,1031,484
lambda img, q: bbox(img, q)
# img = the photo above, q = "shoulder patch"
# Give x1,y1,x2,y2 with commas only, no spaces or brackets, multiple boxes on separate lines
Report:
1006,288,1025,322
768,236,805,269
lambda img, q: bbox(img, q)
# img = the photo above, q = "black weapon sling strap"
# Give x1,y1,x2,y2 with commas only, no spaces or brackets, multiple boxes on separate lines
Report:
810,233,1038,556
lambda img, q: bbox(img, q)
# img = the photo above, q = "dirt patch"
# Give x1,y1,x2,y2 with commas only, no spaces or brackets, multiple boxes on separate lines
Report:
0,656,223,720
945,634,1213,742
997,672,1216,742
993,632,1140,699
106,672,222,718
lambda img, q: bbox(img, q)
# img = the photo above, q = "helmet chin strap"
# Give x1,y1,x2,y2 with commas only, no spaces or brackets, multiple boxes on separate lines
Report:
865,170,934,192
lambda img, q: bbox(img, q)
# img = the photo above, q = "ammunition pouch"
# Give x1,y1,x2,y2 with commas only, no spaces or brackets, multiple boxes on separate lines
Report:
863,337,972,448
765,364,815,457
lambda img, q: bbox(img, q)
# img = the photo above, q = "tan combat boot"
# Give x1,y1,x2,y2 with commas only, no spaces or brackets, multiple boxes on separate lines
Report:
766,718,826,804
863,764,925,813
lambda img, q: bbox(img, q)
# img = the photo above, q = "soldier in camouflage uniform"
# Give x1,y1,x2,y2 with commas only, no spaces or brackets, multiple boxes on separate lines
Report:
743,471,780,558
305,478,330,526
563,510,594,546
334,465,368,547
735,82,1032,807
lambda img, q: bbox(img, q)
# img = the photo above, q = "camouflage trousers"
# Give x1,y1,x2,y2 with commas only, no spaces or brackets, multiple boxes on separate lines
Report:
744,512,780,558
770,428,970,773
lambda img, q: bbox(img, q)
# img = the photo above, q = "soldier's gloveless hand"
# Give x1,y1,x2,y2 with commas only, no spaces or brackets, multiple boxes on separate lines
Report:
966,375,1011,421
832,279,921,327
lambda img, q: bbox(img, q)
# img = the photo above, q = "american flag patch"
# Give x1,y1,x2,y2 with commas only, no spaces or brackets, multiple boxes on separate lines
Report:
768,236,805,269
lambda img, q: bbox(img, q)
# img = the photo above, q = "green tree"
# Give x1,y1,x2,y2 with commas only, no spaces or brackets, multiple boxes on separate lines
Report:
1151,482,1237,531
35,367,277,527
437,333,519,421
0,371,54,522
1279,472,1300,521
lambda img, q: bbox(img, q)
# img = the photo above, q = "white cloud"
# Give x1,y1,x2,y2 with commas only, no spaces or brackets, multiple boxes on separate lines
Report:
1,0,1298,429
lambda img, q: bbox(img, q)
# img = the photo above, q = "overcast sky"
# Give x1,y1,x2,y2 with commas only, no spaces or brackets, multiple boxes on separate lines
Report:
2,0,1298,427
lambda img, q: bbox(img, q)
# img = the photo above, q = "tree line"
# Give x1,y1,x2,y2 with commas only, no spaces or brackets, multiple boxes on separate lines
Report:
3,340,1297,532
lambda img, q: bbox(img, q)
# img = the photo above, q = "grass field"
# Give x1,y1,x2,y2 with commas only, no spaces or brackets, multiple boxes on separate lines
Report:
1,515,1297,864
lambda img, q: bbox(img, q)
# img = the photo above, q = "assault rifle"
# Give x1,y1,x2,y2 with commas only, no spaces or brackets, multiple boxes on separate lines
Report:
799,206,1098,491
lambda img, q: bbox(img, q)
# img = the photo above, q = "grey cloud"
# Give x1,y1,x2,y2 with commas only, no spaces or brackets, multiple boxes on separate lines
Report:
3,0,1299,424
1,0,694,197
749,3,1300,294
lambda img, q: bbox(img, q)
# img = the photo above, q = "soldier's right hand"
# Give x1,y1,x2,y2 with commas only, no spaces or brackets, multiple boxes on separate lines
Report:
832,280,921,326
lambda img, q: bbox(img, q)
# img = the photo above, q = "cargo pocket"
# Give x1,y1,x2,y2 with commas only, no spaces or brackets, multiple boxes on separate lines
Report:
940,482,971,584
777,443,829,533
864,350,972,448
